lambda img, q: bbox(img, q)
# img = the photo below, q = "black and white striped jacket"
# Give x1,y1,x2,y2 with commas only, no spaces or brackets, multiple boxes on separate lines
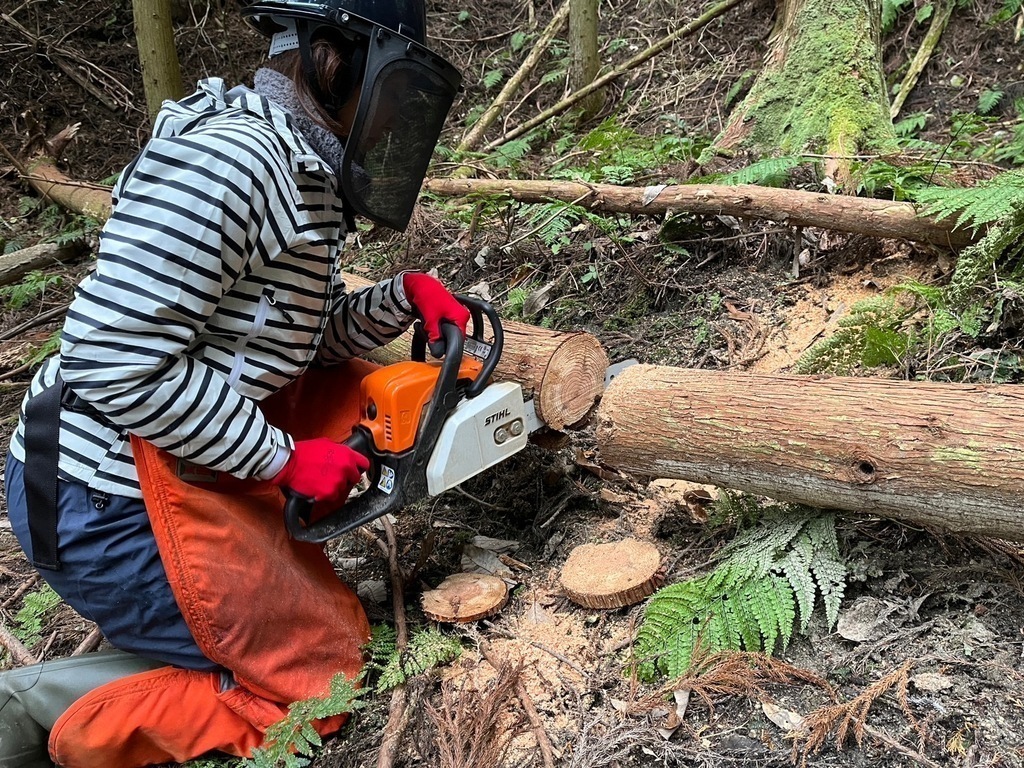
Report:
9,79,415,498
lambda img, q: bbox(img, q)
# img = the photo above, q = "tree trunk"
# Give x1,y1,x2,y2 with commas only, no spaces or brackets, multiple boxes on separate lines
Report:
424,177,975,248
342,273,609,430
596,365,1024,541
716,0,895,186
569,0,603,120
132,0,184,124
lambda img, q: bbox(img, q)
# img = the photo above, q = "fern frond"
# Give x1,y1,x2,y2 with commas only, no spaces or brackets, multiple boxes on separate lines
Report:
914,171,1024,234
634,504,845,679
713,156,802,187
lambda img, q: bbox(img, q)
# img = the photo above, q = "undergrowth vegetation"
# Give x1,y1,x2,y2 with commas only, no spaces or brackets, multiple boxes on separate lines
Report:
634,493,846,679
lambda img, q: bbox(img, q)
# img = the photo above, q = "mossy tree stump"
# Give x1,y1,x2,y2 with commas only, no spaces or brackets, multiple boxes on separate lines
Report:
715,0,896,186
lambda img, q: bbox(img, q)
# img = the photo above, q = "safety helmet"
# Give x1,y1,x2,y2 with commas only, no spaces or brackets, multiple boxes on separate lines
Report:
241,1,462,230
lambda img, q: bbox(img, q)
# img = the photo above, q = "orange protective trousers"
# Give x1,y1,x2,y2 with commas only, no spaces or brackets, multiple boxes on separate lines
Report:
48,362,378,767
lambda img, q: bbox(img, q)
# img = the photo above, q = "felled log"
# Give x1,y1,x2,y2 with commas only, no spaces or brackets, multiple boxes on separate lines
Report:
424,178,975,249
0,242,88,287
343,273,609,430
596,365,1024,542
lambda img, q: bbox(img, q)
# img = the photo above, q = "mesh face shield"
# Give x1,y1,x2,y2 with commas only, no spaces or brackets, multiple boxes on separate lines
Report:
343,37,460,229
241,2,461,231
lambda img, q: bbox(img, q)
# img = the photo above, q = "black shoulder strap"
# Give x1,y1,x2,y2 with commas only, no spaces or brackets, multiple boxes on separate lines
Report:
23,373,63,571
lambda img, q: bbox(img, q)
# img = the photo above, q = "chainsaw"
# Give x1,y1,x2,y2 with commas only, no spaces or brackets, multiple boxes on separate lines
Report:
284,295,535,542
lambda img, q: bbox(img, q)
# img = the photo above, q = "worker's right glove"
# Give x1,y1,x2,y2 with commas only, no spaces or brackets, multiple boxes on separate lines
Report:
271,438,370,505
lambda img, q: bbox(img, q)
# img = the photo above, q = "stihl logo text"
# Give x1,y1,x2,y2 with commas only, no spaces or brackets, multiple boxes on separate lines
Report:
485,408,511,426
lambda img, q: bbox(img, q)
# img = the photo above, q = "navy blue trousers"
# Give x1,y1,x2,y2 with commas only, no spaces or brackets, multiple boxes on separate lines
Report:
4,453,217,671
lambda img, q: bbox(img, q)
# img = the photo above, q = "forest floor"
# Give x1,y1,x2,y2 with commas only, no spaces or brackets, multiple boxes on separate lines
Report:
1,0,1024,766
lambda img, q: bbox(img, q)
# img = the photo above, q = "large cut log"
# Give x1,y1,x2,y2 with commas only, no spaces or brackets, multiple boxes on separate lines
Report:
18,160,609,430
596,365,1024,542
343,273,608,430
424,178,975,249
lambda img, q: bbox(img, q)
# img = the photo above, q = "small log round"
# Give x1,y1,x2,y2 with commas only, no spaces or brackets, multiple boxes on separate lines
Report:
421,573,510,623
560,538,663,609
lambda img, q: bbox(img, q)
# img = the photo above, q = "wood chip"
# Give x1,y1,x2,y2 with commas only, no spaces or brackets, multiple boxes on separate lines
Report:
421,573,509,623
560,538,663,609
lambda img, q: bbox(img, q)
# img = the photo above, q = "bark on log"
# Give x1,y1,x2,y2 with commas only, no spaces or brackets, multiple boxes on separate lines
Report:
0,242,88,287
423,178,975,249
596,365,1024,541
343,273,609,430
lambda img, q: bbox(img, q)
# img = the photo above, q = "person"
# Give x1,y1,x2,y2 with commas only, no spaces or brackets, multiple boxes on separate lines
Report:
0,1,468,765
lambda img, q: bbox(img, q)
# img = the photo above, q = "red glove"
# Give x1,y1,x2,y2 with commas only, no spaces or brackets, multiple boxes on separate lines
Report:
402,272,470,356
271,438,370,505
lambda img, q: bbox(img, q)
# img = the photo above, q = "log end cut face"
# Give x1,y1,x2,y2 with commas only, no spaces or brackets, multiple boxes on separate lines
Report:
421,572,510,623
538,334,609,429
560,538,664,609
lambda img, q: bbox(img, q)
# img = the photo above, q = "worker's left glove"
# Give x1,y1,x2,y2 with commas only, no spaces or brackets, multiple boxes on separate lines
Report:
402,272,470,357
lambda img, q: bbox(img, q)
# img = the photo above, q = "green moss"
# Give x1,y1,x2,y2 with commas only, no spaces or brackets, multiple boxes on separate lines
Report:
931,447,984,470
729,0,896,156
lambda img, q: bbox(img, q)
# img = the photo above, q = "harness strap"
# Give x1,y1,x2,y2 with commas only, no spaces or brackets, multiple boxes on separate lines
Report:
23,373,63,571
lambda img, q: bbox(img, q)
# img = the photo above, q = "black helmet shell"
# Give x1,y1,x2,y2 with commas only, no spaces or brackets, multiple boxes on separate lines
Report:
242,0,427,45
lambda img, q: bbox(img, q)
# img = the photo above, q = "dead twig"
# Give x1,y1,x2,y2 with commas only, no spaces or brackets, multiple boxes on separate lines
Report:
2,574,40,609
479,642,556,768
71,625,104,656
376,516,410,768
0,303,71,342
0,623,36,667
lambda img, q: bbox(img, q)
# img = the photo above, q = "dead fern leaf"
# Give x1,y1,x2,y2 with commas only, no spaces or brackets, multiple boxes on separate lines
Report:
424,660,527,768
795,659,919,761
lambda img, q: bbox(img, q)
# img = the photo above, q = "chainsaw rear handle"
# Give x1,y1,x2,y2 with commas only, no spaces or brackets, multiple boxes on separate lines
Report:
283,321,467,542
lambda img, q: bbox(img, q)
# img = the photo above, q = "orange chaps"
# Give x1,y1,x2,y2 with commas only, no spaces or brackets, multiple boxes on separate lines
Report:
48,362,378,768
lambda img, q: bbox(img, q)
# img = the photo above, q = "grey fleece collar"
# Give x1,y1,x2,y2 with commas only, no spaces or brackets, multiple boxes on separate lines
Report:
253,68,346,179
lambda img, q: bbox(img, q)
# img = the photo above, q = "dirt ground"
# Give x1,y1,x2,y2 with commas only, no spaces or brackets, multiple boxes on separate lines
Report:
1,0,1023,767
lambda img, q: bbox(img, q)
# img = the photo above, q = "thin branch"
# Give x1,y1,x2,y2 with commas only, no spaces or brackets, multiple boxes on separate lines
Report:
377,516,410,768
455,0,571,158
0,302,71,342
71,625,104,656
890,0,955,119
480,641,556,768
481,0,748,152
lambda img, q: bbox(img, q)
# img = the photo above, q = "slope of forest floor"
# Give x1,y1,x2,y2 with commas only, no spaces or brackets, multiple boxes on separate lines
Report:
1,0,1023,767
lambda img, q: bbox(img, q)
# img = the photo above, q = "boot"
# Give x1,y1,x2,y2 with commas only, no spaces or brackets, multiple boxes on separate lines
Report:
0,650,164,768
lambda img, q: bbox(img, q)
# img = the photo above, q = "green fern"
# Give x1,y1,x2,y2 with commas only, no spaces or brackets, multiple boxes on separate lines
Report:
482,70,504,90
712,156,803,187
241,673,363,768
634,505,844,680
977,90,1004,115
0,270,64,310
13,584,62,648
913,170,1024,235
365,624,462,692
882,0,915,30
794,295,913,375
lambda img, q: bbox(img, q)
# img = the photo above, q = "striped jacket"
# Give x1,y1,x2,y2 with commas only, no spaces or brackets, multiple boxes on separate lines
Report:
9,79,415,498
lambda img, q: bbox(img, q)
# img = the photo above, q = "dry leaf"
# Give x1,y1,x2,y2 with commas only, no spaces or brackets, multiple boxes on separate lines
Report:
461,544,514,579
761,701,805,733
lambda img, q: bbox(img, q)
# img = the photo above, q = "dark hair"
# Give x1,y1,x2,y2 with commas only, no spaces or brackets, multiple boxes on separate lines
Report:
263,33,361,136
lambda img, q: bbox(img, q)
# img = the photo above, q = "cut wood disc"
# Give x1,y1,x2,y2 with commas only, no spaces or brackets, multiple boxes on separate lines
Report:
421,573,509,623
560,538,663,609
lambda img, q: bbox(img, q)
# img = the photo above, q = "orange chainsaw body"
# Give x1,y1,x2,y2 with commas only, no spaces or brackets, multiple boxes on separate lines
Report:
358,357,484,454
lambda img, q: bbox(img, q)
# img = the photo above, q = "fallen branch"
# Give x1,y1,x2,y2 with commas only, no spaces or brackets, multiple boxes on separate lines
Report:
424,177,975,248
377,516,410,768
0,302,72,342
71,625,104,656
455,0,571,160
0,241,88,287
482,0,747,152
890,0,955,119
480,642,557,768
0,623,36,667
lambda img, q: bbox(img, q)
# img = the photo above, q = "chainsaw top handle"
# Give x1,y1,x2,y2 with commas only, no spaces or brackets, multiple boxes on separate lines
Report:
283,295,503,542
409,294,502,398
